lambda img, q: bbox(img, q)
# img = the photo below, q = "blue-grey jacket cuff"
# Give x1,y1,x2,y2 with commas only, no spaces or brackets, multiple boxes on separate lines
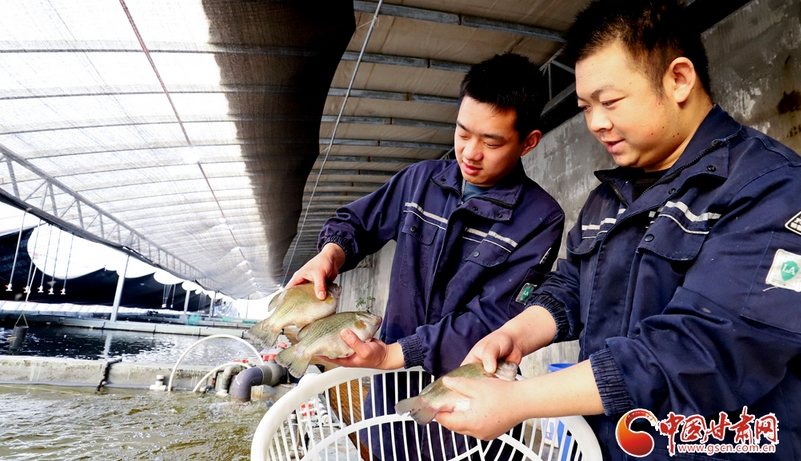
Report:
590,348,636,417
527,293,568,342
319,235,353,261
398,334,424,369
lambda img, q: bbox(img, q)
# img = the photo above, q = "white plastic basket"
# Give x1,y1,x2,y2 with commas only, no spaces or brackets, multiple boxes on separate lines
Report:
251,366,602,461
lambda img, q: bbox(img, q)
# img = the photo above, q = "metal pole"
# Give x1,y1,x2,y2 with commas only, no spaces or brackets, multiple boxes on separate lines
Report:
110,255,130,322
6,211,26,291
183,286,190,312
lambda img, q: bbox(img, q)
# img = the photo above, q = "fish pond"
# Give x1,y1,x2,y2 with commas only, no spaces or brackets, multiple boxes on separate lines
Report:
0,384,271,460
0,322,258,364
0,322,276,460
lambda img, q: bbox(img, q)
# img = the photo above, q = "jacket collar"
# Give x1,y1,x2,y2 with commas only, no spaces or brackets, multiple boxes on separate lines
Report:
432,160,526,209
595,105,741,186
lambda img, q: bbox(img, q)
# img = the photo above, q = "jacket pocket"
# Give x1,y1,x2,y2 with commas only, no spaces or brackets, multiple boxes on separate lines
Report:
399,212,441,294
569,235,602,257
401,211,438,245
742,233,801,333
638,215,706,261
463,240,511,268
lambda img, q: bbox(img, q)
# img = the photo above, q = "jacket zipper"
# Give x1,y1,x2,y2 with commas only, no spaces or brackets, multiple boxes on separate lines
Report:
641,139,726,196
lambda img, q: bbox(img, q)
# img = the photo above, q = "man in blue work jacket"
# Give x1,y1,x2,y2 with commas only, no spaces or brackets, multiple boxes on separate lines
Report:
286,53,564,459
436,1,801,460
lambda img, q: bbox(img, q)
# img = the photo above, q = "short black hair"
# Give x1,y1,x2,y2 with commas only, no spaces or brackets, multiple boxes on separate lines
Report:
563,0,712,97
460,53,547,140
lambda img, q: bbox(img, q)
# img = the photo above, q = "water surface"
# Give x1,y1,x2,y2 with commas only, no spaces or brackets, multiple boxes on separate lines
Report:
0,384,270,460
1,323,259,365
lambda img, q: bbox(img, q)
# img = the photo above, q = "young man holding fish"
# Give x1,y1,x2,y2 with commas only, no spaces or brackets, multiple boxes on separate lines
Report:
287,53,565,458
289,53,563,378
435,1,801,459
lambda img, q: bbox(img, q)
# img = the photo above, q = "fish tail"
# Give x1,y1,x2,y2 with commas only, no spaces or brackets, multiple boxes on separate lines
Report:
275,346,311,379
394,397,437,425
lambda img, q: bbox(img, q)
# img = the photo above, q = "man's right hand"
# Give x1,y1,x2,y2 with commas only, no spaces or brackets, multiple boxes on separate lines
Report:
461,329,525,373
286,243,347,300
461,305,558,372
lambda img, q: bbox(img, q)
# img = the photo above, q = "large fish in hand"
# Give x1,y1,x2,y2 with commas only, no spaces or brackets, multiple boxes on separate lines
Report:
395,361,518,425
248,282,341,348
275,311,382,378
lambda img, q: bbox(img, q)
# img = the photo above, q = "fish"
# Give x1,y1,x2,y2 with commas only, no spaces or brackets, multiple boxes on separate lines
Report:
275,311,383,378
247,282,341,348
394,360,519,425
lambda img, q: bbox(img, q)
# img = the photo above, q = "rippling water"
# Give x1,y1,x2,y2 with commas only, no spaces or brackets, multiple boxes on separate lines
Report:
0,322,276,460
0,384,272,461
0,323,260,365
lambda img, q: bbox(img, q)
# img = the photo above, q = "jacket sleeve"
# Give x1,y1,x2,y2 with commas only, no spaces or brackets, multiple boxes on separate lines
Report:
596,162,801,418
528,204,590,343
410,208,565,375
318,165,417,272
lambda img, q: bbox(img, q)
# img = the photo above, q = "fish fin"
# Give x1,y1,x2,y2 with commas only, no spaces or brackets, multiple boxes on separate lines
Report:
394,397,437,425
296,323,312,341
275,346,311,379
248,324,279,348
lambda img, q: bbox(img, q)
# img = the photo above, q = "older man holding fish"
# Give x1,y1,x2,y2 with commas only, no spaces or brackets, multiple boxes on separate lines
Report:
287,53,565,460
435,1,801,460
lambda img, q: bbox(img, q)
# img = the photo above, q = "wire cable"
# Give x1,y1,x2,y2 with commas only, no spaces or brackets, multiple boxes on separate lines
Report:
281,1,385,287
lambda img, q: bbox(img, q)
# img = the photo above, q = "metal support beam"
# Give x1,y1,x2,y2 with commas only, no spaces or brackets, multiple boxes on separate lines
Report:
318,138,452,150
353,1,565,42
4,114,453,136
0,145,204,286
341,51,471,73
2,41,471,75
1,84,460,107
110,254,129,323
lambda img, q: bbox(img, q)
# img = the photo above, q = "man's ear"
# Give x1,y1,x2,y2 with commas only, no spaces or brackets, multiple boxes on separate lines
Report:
666,57,697,104
520,130,542,157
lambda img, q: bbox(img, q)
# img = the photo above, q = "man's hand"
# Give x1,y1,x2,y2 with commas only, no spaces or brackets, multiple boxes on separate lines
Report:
434,376,526,440
436,361,604,440
462,305,559,372
286,243,347,300
325,329,405,370
461,329,526,372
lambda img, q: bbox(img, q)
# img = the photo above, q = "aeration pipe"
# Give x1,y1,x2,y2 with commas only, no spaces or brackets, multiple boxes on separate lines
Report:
191,362,250,393
167,334,264,392
229,361,286,402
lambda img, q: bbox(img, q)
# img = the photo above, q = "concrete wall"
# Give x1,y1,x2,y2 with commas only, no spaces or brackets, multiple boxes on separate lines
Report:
705,0,801,154
336,0,801,377
336,241,395,318
0,356,211,391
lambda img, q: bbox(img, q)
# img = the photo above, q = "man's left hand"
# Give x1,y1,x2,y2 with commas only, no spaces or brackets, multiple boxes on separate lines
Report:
325,329,405,370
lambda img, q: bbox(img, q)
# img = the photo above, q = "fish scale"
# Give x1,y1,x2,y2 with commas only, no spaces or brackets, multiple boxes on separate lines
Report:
247,282,341,348
276,311,382,378
394,360,518,425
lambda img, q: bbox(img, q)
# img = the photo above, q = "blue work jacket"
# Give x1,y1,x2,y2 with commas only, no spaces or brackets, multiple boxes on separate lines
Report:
533,106,801,459
320,159,564,376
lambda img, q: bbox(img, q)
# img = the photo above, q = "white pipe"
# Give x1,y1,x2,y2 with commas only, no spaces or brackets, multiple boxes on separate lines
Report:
167,334,264,392
192,362,250,393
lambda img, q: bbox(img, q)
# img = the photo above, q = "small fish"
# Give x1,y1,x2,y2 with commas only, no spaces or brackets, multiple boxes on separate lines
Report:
248,282,341,348
276,311,383,378
394,360,518,425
